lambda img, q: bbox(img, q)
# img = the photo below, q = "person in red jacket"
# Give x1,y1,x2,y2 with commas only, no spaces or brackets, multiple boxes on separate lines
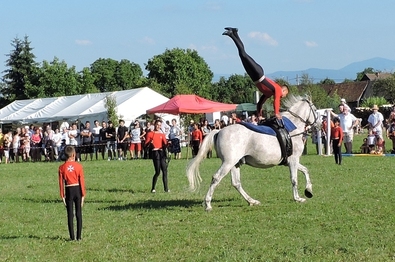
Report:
223,27,289,122
331,117,344,165
58,146,86,241
145,119,169,193
190,123,203,157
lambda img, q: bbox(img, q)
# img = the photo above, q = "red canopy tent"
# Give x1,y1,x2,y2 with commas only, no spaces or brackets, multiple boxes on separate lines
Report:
146,94,237,114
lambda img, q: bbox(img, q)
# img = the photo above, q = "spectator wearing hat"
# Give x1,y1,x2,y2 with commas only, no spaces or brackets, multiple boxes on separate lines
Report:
368,105,384,153
331,104,358,154
340,98,351,112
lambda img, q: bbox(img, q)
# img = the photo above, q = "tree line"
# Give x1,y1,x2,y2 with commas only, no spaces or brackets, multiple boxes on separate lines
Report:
1,35,395,113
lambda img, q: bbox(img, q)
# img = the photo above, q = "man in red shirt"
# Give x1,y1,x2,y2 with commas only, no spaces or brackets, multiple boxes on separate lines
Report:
58,146,86,241
223,27,289,121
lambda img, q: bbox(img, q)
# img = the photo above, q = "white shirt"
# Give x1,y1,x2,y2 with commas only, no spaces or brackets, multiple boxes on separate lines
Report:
92,126,102,142
130,127,142,143
52,132,62,147
367,134,376,146
169,125,181,140
368,112,384,132
221,115,229,125
338,113,357,134
68,129,78,145
61,131,70,145
160,121,170,140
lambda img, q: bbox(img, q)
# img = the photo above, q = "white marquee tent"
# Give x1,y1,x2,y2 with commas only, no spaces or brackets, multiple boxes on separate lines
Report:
0,87,171,126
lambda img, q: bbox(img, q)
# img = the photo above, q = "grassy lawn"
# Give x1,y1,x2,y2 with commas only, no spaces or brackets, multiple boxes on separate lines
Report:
1,134,395,261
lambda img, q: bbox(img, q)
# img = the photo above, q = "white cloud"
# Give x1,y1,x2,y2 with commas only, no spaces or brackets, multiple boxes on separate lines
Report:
75,39,92,46
141,36,155,45
248,32,278,46
188,44,198,50
201,45,218,52
305,41,318,47
204,1,222,11
188,44,218,53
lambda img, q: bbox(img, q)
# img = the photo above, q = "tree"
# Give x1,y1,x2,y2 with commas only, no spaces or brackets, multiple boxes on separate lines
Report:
145,48,213,98
90,58,144,92
79,67,99,94
116,59,144,90
104,94,118,124
25,57,81,98
211,76,233,103
360,96,388,108
342,78,354,83
91,58,119,92
319,78,335,85
297,74,340,109
356,67,377,81
2,36,38,103
372,74,395,103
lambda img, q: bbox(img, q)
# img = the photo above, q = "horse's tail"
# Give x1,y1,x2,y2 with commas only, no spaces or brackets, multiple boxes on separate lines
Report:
186,129,220,191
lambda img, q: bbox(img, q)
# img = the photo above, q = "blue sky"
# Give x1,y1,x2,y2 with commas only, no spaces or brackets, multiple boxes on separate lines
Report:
1,0,395,78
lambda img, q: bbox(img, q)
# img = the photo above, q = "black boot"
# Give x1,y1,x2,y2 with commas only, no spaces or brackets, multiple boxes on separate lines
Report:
222,27,238,36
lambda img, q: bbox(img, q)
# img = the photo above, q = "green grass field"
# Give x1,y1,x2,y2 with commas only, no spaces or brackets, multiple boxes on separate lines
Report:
1,134,395,261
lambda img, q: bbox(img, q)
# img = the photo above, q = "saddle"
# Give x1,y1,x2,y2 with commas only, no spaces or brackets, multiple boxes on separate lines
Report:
238,117,295,165
259,117,293,165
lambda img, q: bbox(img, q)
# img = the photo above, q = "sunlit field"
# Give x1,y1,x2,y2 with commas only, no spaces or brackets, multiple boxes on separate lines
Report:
1,134,395,261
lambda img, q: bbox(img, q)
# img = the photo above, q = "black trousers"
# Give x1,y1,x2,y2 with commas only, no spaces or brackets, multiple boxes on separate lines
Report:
227,30,264,82
332,139,342,164
65,186,83,240
151,150,168,192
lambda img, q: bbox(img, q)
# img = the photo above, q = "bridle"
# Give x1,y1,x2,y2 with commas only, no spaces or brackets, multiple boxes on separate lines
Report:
287,98,318,137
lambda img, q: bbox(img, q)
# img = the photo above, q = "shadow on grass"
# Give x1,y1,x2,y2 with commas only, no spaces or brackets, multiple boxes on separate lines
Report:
0,234,69,241
88,187,136,193
101,198,239,211
22,198,123,204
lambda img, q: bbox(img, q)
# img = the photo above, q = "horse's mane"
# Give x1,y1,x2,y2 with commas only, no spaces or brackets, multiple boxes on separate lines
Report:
282,94,309,109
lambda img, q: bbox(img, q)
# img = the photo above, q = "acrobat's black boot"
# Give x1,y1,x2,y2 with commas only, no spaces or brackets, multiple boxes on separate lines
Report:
222,27,238,36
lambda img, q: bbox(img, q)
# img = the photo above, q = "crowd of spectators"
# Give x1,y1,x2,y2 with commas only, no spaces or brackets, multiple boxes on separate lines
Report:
307,99,395,155
0,119,154,164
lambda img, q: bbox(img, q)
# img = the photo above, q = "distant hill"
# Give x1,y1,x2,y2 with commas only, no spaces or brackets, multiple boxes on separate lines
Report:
213,57,395,84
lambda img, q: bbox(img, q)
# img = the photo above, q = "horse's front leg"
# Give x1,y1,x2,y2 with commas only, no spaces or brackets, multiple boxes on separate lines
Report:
288,159,306,202
230,166,261,206
204,164,233,211
298,163,313,198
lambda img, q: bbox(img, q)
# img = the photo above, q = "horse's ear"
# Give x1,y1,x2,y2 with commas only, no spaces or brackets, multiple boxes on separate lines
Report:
309,95,313,103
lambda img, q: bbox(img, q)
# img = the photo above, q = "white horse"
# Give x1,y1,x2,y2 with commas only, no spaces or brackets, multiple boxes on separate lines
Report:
186,94,318,211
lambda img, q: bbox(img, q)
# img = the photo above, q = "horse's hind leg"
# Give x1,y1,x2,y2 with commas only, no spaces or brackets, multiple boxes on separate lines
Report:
298,163,313,198
204,163,233,211
231,166,261,206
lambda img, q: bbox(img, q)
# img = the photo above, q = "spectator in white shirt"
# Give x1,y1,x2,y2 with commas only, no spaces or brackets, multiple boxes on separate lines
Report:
368,104,384,153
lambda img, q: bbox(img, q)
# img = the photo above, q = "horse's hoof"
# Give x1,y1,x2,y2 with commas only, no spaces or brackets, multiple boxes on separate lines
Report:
249,200,261,206
205,207,213,212
298,198,307,203
304,189,313,198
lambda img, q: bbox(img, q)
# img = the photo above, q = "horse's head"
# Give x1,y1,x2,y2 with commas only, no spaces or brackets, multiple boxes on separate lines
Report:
283,94,318,126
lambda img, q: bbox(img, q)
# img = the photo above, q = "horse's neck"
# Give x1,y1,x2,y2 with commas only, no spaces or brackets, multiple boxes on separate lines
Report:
282,112,306,133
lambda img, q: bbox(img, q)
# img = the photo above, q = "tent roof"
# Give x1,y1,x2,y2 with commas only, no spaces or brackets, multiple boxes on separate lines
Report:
0,87,169,124
146,94,237,114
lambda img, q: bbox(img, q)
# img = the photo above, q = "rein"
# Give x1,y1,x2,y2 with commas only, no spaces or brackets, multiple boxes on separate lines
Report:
287,99,317,138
